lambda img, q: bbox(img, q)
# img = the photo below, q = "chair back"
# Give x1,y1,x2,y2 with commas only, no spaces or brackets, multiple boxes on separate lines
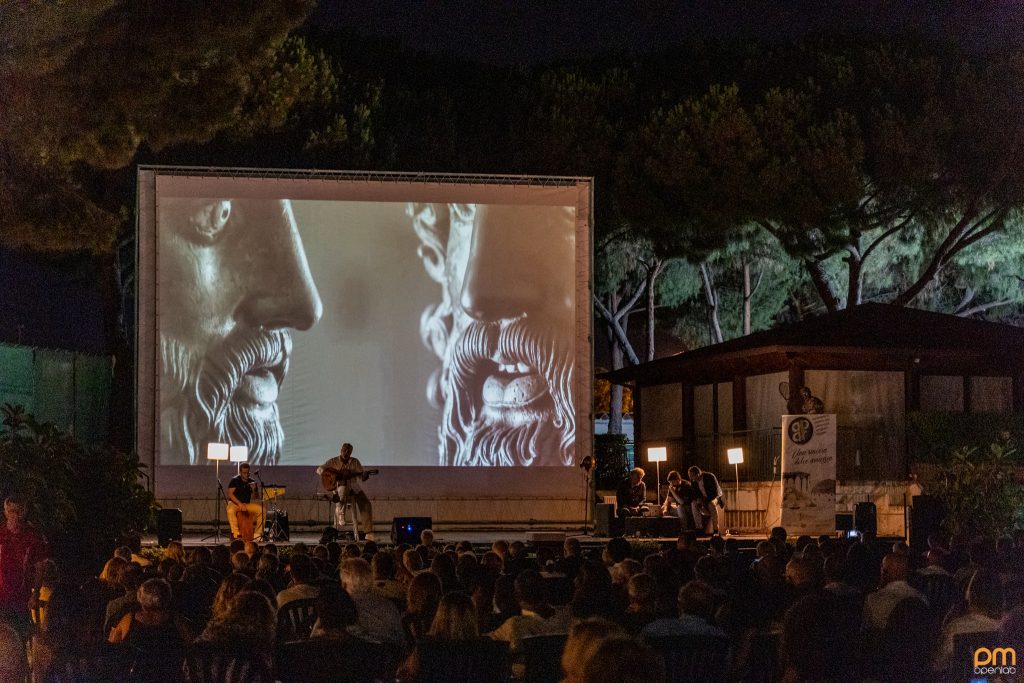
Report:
183,642,274,683
645,634,729,683
521,634,568,683
276,598,318,642
415,638,510,683
275,637,395,683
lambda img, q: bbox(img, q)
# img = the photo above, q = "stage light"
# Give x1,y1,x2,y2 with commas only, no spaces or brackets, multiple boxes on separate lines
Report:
647,447,667,507
206,443,229,461
229,445,249,463
727,447,744,465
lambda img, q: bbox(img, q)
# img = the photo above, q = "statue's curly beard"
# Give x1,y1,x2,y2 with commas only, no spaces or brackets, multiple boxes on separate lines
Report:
159,329,291,466
429,314,575,467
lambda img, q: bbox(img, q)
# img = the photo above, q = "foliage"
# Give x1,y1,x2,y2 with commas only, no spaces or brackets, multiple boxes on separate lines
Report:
932,439,1024,538
594,374,633,416
906,411,1024,464
0,404,154,574
595,433,630,490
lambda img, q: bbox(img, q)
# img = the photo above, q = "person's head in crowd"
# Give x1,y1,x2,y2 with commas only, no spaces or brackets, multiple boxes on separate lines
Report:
800,542,822,562
430,553,459,588
695,555,722,586
966,569,1004,619
256,553,279,577
611,558,642,587
571,561,616,620
244,540,259,558
229,538,245,555
415,544,431,567
629,467,646,486
203,590,277,647
410,202,576,467
99,556,128,585
927,532,948,552
771,527,788,544
406,571,443,623
292,542,309,556
0,623,26,683
264,542,278,557
844,542,880,592
878,553,911,588
443,544,457,555
823,556,847,586
164,540,186,565
342,543,361,560
157,557,180,582
326,541,342,567
362,540,379,558
114,545,132,563
604,537,632,565
420,529,435,548
190,545,213,566
119,563,144,594
795,535,813,554
891,541,909,556
211,544,232,573
493,574,521,618
627,573,656,614
561,618,628,683
340,558,374,596
514,570,549,612
780,593,850,682
137,578,173,616
677,580,717,622
248,579,277,610
231,551,250,573
536,546,555,570
289,552,317,585
428,591,479,640
456,552,480,583
676,531,698,552
708,535,726,557
509,540,527,559
491,540,509,560
2,494,29,533
564,537,582,559
315,583,359,634
577,636,665,683
158,196,321,466
482,551,503,574
456,540,474,555
211,572,252,620
37,583,91,651
785,556,825,594
312,544,330,564
925,548,947,568
755,540,775,560
403,549,424,574
372,551,397,582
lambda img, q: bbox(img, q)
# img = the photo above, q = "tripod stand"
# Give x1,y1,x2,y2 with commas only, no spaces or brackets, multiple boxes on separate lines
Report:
255,471,286,541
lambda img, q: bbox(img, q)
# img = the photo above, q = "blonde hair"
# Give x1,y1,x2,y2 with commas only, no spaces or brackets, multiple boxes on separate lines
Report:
561,618,628,683
427,591,478,640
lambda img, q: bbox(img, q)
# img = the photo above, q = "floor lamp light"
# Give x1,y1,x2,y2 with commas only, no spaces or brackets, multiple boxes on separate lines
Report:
205,443,229,543
647,447,667,509
727,447,744,535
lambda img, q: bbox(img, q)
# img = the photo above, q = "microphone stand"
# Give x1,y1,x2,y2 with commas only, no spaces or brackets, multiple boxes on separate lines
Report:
202,476,227,543
254,471,268,542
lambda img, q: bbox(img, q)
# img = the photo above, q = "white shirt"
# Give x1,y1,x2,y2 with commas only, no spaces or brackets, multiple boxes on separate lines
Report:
318,455,365,493
862,580,928,631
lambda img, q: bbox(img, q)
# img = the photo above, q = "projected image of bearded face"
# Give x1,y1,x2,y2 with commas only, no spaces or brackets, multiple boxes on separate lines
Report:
412,203,576,466
158,198,322,465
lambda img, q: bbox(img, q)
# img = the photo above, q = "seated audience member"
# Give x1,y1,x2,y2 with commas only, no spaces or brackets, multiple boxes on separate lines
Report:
276,553,319,609
0,623,26,683
209,572,253,622
555,538,584,580
570,561,620,622
341,557,404,645
780,593,853,683
373,551,406,603
577,636,665,683
784,556,825,599
309,583,360,639
622,573,658,634
163,540,187,566
934,569,1005,671
399,591,482,681
615,468,649,519
861,553,927,631
248,578,278,609
402,571,443,645
430,553,463,593
103,562,144,635
489,569,570,652
917,548,953,577
124,534,151,567
604,537,633,567
491,540,510,562
109,578,192,647
419,529,435,554
30,585,96,683
231,551,252,575
198,590,277,650
255,553,285,592
561,618,628,683
641,579,727,639
503,541,538,578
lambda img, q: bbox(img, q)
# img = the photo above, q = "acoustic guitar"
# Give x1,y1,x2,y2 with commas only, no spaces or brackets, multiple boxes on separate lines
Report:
320,467,379,491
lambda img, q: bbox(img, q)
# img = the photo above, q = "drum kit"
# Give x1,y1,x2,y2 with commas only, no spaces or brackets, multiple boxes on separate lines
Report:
260,482,289,541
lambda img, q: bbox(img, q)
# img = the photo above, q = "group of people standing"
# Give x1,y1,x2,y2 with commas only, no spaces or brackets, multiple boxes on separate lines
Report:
616,466,726,535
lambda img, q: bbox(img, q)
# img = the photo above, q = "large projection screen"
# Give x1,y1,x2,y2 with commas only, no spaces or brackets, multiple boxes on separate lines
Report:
137,168,592,526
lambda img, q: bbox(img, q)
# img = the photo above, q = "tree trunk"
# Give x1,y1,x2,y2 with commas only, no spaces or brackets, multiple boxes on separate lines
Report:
743,260,752,336
645,258,665,361
804,258,841,312
845,235,863,307
94,249,133,451
699,262,724,344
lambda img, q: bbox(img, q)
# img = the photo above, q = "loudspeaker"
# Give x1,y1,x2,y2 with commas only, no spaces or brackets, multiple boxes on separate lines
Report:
594,503,615,537
855,502,877,535
835,513,854,532
910,495,945,551
156,508,182,546
391,517,432,545
264,510,289,541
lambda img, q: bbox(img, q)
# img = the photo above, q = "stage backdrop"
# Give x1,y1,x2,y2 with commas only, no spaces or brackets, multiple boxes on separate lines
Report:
137,168,593,528
780,414,837,535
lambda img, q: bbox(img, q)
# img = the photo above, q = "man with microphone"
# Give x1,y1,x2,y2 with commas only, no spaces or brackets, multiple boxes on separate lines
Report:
227,463,263,541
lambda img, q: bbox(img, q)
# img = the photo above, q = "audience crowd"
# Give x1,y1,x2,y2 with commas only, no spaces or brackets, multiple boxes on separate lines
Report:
0,525,1022,682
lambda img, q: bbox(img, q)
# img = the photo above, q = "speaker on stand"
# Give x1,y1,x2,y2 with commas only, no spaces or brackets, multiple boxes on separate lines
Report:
156,508,182,546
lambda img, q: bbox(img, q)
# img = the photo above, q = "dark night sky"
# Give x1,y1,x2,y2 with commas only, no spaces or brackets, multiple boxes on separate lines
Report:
310,0,1024,65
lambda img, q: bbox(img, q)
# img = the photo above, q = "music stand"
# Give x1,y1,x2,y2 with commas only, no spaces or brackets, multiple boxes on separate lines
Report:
202,443,229,543
727,447,744,536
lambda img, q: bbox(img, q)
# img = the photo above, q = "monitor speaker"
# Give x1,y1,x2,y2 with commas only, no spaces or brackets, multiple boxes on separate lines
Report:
391,517,432,545
855,502,877,535
910,495,945,551
594,503,615,537
156,508,182,546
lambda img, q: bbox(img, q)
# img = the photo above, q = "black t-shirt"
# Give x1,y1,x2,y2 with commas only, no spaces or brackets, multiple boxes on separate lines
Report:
228,475,254,504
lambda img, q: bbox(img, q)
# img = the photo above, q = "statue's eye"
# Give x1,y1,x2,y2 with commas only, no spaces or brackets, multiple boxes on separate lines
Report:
189,200,232,242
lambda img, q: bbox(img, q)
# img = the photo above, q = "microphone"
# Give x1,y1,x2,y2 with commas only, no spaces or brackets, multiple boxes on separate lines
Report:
253,470,260,476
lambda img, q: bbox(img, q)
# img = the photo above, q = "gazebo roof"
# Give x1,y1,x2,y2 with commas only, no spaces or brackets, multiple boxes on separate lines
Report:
601,303,1024,386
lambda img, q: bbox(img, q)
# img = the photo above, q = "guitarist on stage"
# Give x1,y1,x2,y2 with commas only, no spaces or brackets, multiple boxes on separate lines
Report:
318,442,375,541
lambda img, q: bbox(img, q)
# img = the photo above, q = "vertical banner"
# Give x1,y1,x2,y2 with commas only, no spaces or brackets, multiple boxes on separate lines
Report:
781,414,837,535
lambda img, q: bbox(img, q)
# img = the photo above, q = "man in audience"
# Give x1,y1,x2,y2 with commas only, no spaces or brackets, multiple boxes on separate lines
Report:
641,580,727,639
340,557,403,645
490,569,571,668
277,552,319,609
555,537,583,580
371,552,405,602
861,552,927,631
935,569,1004,671
916,548,952,577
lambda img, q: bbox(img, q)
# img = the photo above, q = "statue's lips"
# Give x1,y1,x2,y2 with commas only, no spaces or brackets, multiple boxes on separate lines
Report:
481,363,550,426
236,359,287,407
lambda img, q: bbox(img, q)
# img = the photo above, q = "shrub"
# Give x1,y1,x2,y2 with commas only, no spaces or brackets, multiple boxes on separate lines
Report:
932,437,1024,538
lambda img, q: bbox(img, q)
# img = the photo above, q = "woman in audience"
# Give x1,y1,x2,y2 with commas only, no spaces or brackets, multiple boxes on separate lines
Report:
209,572,252,622
164,540,187,566
575,636,665,683
622,573,658,634
430,553,463,594
109,577,192,647
428,591,479,640
402,571,443,645
197,590,277,649
561,618,628,683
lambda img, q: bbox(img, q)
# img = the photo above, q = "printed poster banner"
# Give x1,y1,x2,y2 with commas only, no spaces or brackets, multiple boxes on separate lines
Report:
781,413,837,535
